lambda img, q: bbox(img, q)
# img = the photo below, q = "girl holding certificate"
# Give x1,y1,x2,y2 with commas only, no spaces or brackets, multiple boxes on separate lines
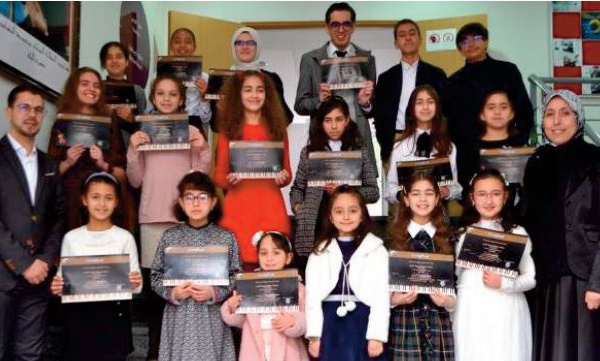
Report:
385,85,462,204
50,172,142,361
523,90,600,361
305,186,389,360
453,169,535,361
221,231,309,361
214,70,292,271
387,174,456,360
151,172,240,361
290,96,379,273
127,74,210,360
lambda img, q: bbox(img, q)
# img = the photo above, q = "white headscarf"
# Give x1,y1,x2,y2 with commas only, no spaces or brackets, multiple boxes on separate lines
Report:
231,27,262,70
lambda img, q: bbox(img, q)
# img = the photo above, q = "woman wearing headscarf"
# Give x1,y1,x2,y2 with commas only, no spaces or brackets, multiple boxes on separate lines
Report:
523,89,600,361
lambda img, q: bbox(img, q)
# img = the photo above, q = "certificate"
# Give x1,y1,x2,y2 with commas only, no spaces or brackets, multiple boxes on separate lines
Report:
456,226,528,278
103,81,137,109
389,250,455,295
163,245,230,286
479,147,536,184
320,56,369,90
396,157,453,191
307,151,362,187
55,113,112,150
135,113,190,151
235,269,299,314
229,141,284,179
157,56,203,87
61,254,131,303
206,69,237,100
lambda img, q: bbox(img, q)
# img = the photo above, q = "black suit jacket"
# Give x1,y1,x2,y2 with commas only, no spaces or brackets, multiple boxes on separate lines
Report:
0,135,64,291
374,60,446,161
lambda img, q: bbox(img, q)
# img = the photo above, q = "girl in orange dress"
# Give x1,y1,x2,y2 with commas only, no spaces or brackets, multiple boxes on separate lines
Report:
214,70,291,270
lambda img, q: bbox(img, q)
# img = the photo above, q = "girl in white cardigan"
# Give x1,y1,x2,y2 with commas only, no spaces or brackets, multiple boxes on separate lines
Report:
305,186,389,361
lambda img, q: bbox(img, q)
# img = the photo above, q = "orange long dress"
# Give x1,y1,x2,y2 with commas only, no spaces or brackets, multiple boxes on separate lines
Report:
214,123,292,265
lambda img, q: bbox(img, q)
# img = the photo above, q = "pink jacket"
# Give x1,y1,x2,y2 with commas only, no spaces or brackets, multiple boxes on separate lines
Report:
221,282,309,361
126,125,211,224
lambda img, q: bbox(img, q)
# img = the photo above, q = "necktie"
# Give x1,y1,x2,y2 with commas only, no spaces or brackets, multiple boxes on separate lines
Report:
335,50,347,58
411,230,435,252
415,132,432,158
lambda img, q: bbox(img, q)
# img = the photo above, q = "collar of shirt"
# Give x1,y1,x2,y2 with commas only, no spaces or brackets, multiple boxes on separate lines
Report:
408,220,436,239
401,58,419,71
328,139,343,151
327,42,355,58
7,133,37,158
415,127,431,136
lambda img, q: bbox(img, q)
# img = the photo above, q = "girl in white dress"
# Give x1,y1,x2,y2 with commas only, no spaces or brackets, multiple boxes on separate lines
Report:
453,169,536,361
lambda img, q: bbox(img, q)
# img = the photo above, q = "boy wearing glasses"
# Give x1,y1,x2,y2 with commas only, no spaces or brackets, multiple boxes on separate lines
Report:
0,85,65,360
294,2,378,177
442,22,533,200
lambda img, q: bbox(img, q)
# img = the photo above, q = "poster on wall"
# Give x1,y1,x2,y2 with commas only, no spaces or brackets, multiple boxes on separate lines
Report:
0,1,79,98
553,39,582,66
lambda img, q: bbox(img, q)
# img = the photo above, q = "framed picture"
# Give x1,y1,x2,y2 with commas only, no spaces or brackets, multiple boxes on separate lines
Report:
0,1,80,99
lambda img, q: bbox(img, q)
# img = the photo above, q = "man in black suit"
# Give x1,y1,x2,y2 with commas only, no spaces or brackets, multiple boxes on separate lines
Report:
0,85,64,360
374,19,446,163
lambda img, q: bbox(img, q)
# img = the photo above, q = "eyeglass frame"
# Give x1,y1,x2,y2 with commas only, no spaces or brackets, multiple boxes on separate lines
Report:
14,103,46,116
328,21,353,31
234,40,257,47
459,35,486,49
182,192,211,204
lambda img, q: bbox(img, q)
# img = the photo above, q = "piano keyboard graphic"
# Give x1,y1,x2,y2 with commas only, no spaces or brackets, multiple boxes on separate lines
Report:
455,260,519,278
137,143,191,151
108,104,137,109
163,278,229,287
62,291,132,304
235,305,300,314
308,180,362,187
234,172,278,179
389,285,455,295
329,82,365,90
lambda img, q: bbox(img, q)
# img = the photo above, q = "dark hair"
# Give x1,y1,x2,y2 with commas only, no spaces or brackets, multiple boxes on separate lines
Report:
456,22,488,49
80,172,122,225
7,85,43,107
149,74,185,113
57,67,108,115
394,19,421,39
307,96,363,152
170,27,196,48
461,168,516,232
173,172,222,223
325,2,356,24
312,186,372,254
99,41,129,68
478,89,519,138
387,173,453,254
400,85,452,157
217,70,287,141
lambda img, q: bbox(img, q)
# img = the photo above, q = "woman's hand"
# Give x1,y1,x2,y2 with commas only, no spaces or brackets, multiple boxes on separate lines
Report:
129,271,142,290
318,83,332,102
89,145,107,169
275,170,289,186
188,285,213,303
226,173,241,186
50,275,64,296
226,290,242,312
272,312,296,332
129,131,150,148
115,106,134,122
308,339,321,358
65,144,86,167
172,282,193,301
189,132,207,149
323,182,338,195
439,186,450,199
357,80,374,107
429,290,456,308
195,77,208,101
390,291,418,306
585,290,600,310
482,270,502,289
367,340,384,358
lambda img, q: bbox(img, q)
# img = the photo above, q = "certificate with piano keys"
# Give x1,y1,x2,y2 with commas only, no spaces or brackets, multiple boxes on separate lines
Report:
206,69,237,100
389,251,455,295
157,56,203,87
61,254,131,303
235,269,299,314
163,245,230,286
229,141,284,179
396,157,453,191
456,226,528,278
307,150,362,187
55,113,112,150
135,113,190,151
479,147,536,184
103,81,137,109
320,56,369,90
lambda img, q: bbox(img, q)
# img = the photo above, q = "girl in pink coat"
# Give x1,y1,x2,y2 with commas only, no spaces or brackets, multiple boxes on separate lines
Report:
221,231,309,361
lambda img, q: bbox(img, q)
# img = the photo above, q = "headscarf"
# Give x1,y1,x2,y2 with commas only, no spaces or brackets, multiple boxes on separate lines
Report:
541,89,585,145
231,27,262,70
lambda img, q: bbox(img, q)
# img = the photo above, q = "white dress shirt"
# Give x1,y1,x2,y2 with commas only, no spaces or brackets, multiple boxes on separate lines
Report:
395,59,419,131
7,133,38,205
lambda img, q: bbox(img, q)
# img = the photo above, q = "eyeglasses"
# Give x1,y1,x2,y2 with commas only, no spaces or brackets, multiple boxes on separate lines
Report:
459,35,485,48
183,193,210,204
15,103,45,116
329,21,353,31
234,40,257,47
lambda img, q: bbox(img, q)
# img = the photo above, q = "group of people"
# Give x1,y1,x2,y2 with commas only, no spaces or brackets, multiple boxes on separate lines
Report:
0,2,598,361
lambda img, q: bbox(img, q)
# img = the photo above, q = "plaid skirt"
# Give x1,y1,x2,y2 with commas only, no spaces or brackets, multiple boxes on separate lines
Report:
388,298,454,361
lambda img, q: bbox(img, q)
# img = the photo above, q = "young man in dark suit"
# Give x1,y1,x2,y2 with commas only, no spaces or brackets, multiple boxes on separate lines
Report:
0,85,64,360
374,19,447,163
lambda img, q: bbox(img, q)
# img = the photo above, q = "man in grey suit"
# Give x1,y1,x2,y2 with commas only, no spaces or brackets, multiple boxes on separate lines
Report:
294,2,377,175
0,85,64,360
